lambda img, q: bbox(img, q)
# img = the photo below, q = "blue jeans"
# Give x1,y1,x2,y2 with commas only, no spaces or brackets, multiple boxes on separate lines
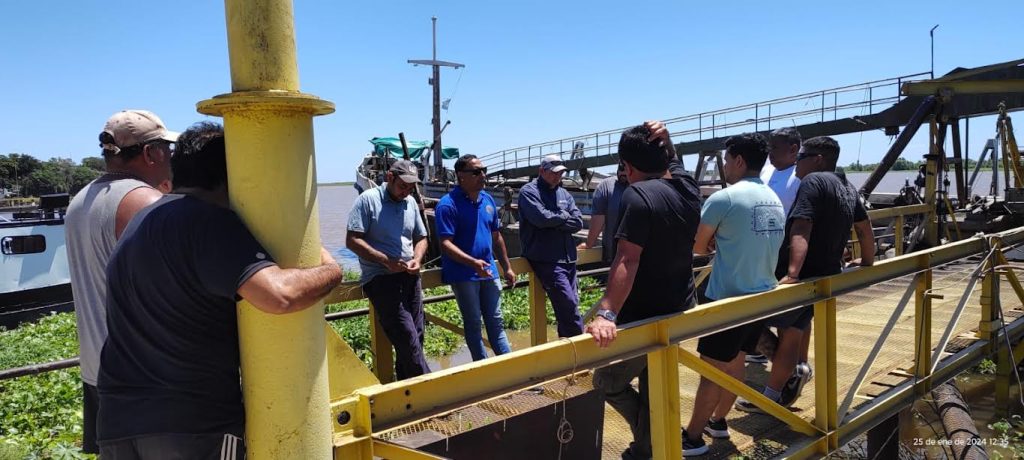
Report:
451,279,512,360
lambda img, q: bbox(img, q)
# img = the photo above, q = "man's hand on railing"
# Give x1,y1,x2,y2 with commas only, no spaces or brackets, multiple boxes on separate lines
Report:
585,316,618,348
502,267,516,289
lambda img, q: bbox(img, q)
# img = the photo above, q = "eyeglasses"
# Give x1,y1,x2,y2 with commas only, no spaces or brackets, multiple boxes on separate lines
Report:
796,151,822,162
459,167,488,176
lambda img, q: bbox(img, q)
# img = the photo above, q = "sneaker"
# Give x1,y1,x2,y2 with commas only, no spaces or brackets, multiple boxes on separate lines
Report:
681,429,709,457
734,397,768,414
703,417,730,439
620,443,652,460
745,353,768,364
778,362,813,407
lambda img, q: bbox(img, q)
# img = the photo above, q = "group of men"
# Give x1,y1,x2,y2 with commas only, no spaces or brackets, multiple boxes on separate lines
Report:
346,149,594,372
582,123,874,458
66,109,872,459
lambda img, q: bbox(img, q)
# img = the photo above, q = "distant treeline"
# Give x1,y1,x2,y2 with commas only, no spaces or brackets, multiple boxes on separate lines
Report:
844,156,995,172
0,153,104,197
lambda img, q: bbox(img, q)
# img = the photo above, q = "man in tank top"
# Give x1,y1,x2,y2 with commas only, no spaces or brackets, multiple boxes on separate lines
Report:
65,109,176,453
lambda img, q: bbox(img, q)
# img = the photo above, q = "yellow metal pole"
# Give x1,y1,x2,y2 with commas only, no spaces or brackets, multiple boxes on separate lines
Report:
913,255,934,393
197,0,335,457
813,279,838,452
369,302,395,383
647,324,681,460
528,270,548,345
895,214,905,256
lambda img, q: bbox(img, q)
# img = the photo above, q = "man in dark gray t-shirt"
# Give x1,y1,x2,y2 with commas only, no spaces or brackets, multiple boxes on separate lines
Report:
97,122,343,460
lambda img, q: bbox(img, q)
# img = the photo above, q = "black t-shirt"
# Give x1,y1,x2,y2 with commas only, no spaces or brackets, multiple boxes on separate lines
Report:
614,161,701,325
776,172,868,279
97,194,275,441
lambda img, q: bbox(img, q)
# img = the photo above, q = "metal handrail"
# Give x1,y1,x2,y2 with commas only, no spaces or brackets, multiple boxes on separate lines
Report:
479,72,930,175
333,224,1024,459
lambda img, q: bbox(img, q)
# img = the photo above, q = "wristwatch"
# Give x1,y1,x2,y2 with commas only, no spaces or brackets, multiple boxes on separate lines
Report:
595,309,617,322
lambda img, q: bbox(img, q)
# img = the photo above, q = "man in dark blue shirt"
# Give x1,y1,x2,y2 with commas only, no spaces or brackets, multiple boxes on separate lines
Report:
518,154,585,337
97,122,343,459
435,154,516,361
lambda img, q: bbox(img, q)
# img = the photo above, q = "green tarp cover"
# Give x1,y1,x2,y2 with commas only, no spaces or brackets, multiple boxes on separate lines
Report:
369,137,459,160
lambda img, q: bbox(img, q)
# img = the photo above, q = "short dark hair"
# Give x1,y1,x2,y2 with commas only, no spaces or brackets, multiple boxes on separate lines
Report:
171,122,227,191
770,127,802,147
618,125,670,174
802,136,841,167
724,133,769,171
454,154,478,172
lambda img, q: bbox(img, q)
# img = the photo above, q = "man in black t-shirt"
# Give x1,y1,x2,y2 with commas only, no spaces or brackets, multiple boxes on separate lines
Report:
736,136,874,414
585,121,701,460
97,122,344,460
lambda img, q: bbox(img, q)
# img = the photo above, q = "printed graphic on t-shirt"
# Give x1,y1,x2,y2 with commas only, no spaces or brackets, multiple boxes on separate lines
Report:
752,203,785,236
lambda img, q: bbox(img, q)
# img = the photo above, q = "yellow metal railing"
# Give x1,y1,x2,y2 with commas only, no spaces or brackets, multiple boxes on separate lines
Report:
326,204,1024,459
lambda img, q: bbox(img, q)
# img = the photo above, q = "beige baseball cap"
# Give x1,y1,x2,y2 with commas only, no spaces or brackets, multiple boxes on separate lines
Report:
100,110,179,153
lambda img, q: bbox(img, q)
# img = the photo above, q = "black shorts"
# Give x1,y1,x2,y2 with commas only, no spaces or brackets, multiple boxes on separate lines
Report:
99,431,245,460
696,287,763,362
766,305,814,331
83,382,99,454
697,320,763,362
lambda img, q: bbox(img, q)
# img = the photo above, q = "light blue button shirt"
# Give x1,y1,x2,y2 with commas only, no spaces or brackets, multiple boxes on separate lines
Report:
347,185,426,284
702,178,786,300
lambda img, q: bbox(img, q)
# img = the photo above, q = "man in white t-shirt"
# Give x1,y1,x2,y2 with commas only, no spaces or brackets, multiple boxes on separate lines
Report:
760,127,801,215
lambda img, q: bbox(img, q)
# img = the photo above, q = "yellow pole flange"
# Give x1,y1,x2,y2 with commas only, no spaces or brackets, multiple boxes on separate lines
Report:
197,0,335,458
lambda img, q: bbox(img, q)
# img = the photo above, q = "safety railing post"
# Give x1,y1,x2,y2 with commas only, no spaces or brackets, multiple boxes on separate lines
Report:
895,214,905,256
528,270,548,346
913,254,934,392
647,324,681,460
813,279,839,452
368,302,395,383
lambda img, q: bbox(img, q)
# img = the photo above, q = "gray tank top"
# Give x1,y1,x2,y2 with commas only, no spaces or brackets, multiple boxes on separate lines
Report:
65,174,152,385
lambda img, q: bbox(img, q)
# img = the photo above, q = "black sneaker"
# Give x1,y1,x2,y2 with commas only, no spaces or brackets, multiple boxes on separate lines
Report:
778,362,812,407
703,417,730,439
681,429,709,457
620,443,652,460
745,353,768,364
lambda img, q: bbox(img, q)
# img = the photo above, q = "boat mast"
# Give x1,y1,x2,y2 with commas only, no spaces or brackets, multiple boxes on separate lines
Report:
408,17,463,181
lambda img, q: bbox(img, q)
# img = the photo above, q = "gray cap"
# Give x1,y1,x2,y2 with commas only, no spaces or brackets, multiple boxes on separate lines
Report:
540,154,567,173
389,160,421,183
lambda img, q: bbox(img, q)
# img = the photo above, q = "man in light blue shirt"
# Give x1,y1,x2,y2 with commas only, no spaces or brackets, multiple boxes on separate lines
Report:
346,160,431,379
682,133,785,456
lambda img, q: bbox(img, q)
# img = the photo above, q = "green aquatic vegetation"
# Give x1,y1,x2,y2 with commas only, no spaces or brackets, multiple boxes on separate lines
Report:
0,275,608,457
0,314,91,458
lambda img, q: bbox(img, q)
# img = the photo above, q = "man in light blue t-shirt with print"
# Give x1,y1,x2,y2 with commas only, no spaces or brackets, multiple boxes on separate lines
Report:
682,133,785,456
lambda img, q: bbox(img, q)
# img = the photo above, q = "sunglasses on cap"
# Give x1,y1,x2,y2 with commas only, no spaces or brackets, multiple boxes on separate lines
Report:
796,151,822,161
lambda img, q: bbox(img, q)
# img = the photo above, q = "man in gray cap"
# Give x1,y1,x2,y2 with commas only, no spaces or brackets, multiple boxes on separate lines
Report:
346,160,432,379
65,109,177,453
518,154,585,337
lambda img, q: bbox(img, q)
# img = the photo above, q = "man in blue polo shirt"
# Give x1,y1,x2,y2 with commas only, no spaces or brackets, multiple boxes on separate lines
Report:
346,160,431,380
436,154,516,361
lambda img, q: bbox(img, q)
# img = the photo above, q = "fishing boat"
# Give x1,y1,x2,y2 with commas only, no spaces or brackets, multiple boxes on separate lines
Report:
0,193,72,328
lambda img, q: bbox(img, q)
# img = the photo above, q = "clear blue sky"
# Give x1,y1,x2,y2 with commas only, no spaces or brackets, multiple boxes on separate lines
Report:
1,1,1020,182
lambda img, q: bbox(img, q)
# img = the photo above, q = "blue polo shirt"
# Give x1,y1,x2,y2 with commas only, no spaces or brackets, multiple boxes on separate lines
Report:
347,185,427,285
435,186,501,284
